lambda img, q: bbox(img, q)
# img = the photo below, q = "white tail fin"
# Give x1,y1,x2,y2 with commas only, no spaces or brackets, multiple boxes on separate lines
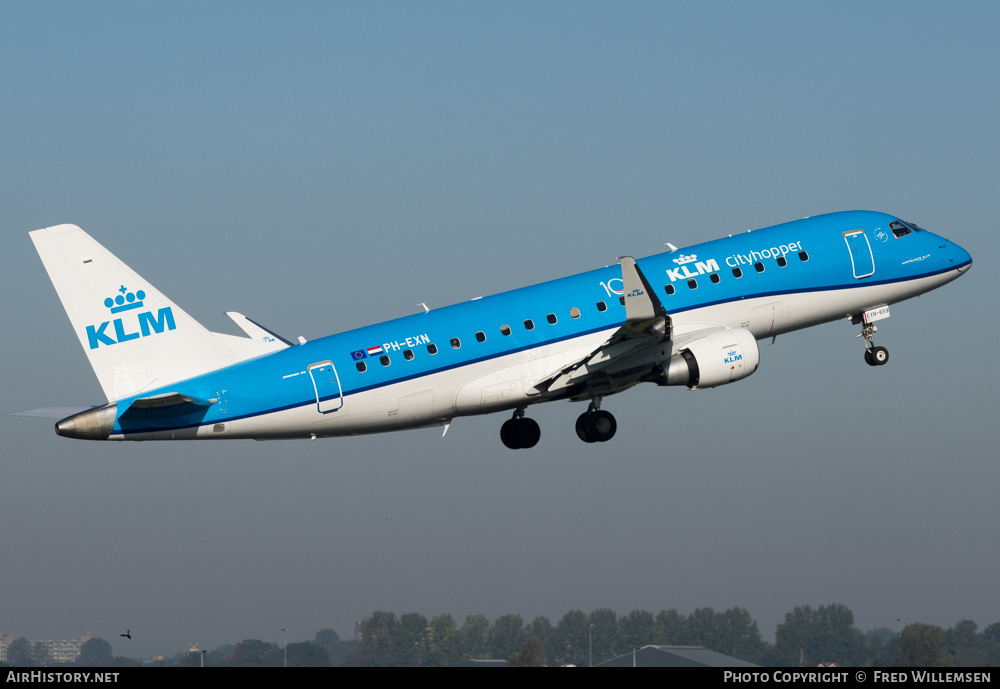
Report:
30,224,237,401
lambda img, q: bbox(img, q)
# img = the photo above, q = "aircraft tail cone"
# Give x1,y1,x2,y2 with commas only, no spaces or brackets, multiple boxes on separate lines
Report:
55,405,116,440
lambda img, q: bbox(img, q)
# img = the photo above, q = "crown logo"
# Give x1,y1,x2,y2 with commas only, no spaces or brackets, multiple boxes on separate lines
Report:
672,253,698,266
103,286,146,314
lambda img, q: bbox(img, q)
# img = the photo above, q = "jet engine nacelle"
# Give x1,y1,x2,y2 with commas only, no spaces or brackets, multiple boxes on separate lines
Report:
656,327,760,389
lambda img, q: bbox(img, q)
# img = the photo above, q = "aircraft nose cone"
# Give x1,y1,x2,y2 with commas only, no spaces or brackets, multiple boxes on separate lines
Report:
952,242,973,273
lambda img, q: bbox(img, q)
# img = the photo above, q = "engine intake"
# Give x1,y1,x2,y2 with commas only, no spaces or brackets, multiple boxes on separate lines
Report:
656,327,759,389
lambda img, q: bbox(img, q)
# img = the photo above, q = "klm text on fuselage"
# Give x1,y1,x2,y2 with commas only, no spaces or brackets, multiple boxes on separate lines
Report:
666,239,805,283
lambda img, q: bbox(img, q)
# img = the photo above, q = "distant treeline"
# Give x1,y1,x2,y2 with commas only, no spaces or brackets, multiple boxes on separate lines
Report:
353,605,999,667
3,606,997,667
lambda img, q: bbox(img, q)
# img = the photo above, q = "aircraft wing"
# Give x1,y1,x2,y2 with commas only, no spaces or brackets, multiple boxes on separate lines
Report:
531,256,685,397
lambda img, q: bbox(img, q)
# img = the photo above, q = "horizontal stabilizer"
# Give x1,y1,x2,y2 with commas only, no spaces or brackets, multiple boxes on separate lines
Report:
13,406,100,419
227,312,292,346
117,392,218,435
209,312,291,363
126,393,218,410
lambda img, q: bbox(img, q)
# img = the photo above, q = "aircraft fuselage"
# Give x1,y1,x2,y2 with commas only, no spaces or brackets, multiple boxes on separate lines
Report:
30,210,972,446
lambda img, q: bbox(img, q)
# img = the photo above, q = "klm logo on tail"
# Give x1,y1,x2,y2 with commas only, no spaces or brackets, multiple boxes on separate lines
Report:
86,286,176,349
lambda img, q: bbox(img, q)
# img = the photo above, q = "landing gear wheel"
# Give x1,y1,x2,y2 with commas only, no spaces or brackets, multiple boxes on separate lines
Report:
576,410,617,443
857,319,889,368
587,410,617,442
516,417,540,448
576,413,595,443
501,417,541,449
501,419,518,449
871,346,889,366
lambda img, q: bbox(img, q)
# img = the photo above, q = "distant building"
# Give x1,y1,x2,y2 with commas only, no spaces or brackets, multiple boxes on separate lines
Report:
40,636,91,665
0,634,91,665
596,645,758,668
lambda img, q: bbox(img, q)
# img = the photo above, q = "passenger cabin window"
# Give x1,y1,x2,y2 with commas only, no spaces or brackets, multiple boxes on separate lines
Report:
475,331,486,343
687,278,698,289
500,324,511,336
547,313,557,325
798,251,809,262
732,267,743,278
570,307,581,319
710,272,721,284
524,319,534,331
380,355,390,367
427,343,438,355
754,262,765,273
776,256,787,267
404,349,414,361
450,337,461,349
664,284,676,295
356,361,367,373
596,301,607,312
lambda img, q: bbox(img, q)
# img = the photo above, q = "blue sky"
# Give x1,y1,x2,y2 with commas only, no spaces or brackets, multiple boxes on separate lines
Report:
2,2,997,658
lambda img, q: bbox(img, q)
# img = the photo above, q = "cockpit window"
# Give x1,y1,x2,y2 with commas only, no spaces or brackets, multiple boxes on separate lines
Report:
889,220,912,238
893,218,926,235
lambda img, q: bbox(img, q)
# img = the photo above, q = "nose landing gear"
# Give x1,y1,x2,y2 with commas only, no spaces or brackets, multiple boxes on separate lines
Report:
857,319,889,367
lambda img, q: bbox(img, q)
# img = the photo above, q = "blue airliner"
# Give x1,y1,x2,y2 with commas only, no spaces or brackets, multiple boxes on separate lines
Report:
26,211,971,448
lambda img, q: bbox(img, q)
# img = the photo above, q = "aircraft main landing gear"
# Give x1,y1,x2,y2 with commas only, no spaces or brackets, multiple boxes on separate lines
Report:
857,320,889,367
500,408,540,449
576,398,617,444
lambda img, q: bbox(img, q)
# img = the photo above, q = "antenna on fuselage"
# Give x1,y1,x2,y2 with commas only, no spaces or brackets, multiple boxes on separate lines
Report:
664,242,678,252
418,303,430,313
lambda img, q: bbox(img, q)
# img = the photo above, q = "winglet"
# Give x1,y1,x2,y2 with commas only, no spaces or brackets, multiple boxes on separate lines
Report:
619,256,667,324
